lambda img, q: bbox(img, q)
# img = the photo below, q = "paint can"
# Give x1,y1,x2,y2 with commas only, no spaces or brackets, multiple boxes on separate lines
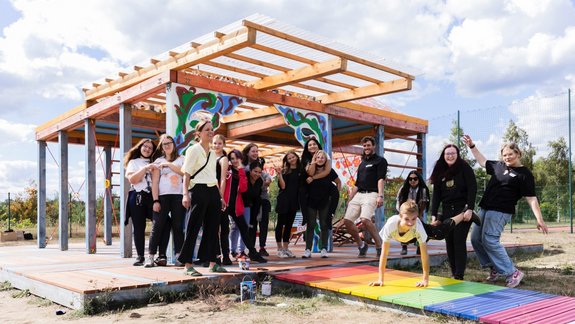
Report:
240,276,256,303
261,280,272,296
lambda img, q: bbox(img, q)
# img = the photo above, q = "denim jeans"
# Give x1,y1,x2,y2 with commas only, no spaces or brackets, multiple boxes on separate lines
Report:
471,209,515,276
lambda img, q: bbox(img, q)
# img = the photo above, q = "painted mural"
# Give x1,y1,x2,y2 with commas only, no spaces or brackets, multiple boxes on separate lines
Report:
275,104,330,151
167,83,245,153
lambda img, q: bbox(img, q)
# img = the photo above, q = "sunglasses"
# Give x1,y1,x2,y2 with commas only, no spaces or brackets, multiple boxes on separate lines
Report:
408,177,419,181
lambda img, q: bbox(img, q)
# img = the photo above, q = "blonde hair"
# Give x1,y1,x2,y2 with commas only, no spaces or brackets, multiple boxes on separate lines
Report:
399,200,419,217
500,143,522,157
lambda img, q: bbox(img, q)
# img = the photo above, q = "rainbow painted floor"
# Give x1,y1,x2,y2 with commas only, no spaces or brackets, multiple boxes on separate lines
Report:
274,264,575,323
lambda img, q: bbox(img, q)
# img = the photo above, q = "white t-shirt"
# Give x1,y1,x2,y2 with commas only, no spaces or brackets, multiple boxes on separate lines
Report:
379,214,428,244
154,156,184,195
126,158,151,192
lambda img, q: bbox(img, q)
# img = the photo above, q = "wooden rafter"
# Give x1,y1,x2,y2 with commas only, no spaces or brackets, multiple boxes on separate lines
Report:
222,106,278,123
319,78,412,104
248,58,347,90
226,115,286,138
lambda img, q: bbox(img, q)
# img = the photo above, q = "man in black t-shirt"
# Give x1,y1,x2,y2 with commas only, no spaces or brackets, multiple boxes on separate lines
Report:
343,136,387,258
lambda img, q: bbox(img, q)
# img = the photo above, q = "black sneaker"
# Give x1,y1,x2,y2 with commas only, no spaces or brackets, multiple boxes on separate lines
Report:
155,256,167,267
249,252,268,263
222,255,233,266
471,211,482,226
400,245,408,255
376,247,382,258
259,247,269,257
133,256,145,266
358,243,368,257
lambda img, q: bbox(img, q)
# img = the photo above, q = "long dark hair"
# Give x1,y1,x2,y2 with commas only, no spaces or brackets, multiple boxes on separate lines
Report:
123,138,156,167
242,143,263,166
429,144,467,184
301,137,322,166
282,150,301,174
398,171,429,212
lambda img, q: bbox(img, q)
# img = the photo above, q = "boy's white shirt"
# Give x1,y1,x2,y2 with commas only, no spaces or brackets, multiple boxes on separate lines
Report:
379,214,428,244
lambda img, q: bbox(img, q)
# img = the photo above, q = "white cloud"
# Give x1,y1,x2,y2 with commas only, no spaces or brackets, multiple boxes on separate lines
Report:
0,118,35,144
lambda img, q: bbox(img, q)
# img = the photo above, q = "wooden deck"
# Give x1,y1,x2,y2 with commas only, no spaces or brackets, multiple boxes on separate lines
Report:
0,238,542,310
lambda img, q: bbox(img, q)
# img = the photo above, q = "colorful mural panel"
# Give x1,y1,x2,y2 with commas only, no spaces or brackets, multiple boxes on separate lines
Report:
167,83,245,153
275,105,330,150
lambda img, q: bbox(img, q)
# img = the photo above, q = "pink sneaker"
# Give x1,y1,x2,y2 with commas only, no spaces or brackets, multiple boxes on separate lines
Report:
506,270,524,288
486,268,499,282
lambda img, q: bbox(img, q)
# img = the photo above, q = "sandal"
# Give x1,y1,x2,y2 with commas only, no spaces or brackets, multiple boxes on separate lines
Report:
210,264,228,273
184,266,202,277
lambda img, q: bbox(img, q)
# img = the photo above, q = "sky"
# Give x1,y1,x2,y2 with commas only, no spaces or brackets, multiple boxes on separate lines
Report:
1,0,575,199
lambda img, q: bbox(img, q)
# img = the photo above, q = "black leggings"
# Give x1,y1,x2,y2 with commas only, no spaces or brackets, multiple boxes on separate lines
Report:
127,190,153,257
275,209,297,243
257,199,271,248
177,185,221,264
441,203,472,279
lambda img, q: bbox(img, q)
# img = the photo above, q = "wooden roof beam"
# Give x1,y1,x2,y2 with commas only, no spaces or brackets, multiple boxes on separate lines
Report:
319,78,412,105
84,27,256,101
248,58,347,90
226,115,286,138
243,20,415,80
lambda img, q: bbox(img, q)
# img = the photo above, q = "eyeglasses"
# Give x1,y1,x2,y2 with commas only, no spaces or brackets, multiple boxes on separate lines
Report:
408,177,419,181
162,141,174,147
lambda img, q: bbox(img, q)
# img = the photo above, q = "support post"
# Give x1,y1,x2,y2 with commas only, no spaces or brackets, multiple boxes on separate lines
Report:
418,132,428,222
120,104,133,257
104,146,113,245
85,119,97,254
58,131,69,251
374,125,385,232
37,141,47,248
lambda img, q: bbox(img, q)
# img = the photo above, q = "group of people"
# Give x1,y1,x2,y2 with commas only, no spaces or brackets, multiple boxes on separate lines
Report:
124,122,548,287
371,135,548,289
123,120,351,276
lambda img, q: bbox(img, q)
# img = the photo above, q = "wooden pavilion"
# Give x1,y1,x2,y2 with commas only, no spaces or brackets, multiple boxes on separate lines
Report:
35,14,428,256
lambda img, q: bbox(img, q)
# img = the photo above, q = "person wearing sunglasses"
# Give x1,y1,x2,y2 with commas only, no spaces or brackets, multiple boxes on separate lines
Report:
396,171,430,255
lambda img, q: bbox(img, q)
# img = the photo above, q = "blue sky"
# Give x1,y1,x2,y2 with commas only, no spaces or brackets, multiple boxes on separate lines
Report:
1,0,574,198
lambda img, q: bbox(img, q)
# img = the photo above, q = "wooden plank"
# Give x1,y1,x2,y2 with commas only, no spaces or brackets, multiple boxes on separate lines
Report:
326,104,427,134
36,71,172,141
221,106,279,123
248,58,347,90
319,78,412,104
85,27,255,101
479,296,575,324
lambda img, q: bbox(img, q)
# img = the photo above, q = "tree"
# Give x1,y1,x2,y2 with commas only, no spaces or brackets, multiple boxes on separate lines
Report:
503,120,536,170
535,137,569,222
449,119,476,167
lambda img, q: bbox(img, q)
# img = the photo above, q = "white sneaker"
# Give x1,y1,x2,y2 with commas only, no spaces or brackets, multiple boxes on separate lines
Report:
284,249,295,258
302,249,312,258
277,249,288,258
320,249,328,258
144,255,156,268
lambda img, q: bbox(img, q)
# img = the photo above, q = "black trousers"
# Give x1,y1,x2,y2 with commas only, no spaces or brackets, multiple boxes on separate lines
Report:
127,190,153,257
148,194,184,257
257,199,271,248
177,185,221,264
275,209,297,243
441,203,471,279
